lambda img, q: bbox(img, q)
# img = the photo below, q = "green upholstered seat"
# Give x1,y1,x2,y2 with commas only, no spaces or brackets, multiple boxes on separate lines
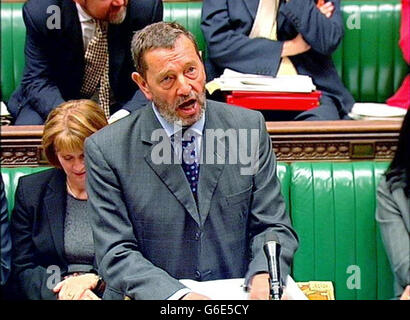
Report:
333,0,408,102
163,1,207,60
290,161,394,300
1,166,51,216
1,1,25,103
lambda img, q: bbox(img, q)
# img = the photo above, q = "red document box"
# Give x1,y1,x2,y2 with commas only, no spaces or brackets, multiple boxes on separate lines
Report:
226,91,322,111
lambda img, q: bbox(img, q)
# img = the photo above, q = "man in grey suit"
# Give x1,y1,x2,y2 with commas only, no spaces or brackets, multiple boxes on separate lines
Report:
85,22,298,300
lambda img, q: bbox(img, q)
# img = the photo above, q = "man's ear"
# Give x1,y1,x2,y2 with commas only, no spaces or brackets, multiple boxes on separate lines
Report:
132,72,152,101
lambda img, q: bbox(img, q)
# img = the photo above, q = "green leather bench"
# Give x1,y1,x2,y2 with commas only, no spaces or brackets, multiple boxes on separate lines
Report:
1,1,408,104
1,161,394,300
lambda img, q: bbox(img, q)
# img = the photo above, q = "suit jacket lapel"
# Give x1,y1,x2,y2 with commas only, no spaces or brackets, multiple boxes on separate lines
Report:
141,108,201,226
43,169,67,264
243,0,260,20
197,103,225,224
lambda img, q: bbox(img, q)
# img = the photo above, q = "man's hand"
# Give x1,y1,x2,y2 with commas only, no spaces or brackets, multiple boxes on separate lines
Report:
249,273,270,300
281,33,311,57
318,1,335,18
181,292,212,300
400,285,410,300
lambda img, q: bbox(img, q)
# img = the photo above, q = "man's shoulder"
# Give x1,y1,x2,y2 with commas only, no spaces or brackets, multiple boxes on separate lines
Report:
24,0,64,15
24,0,73,27
206,99,264,126
128,0,162,18
87,106,148,146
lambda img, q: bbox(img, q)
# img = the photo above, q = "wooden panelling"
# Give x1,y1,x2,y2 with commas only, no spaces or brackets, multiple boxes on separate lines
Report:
1,120,401,167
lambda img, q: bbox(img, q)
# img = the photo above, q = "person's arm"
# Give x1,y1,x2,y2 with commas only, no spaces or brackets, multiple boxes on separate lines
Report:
376,178,410,296
18,3,65,120
245,112,299,298
0,176,11,286
201,0,284,77
85,137,189,300
280,0,344,55
10,180,58,300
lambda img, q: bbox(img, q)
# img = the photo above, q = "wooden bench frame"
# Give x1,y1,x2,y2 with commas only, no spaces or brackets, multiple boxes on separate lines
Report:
1,120,401,166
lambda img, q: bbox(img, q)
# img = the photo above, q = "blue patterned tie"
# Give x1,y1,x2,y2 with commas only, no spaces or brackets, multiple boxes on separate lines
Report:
181,132,199,198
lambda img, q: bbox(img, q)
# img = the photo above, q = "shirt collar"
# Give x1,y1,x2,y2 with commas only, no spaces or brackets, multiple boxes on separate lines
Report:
151,103,205,138
76,3,94,23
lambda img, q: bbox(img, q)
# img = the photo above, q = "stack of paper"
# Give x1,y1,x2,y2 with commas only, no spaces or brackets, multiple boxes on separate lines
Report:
206,69,316,94
179,276,308,300
349,103,406,120
1,101,12,125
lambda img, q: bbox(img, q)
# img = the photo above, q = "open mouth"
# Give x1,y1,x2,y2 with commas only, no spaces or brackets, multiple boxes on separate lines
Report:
179,99,197,110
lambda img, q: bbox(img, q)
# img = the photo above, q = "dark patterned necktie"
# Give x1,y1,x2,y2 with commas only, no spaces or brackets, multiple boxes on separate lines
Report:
80,20,111,119
181,133,199,198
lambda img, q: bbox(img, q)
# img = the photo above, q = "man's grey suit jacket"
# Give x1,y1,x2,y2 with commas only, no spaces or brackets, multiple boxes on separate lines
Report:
85,100,298,300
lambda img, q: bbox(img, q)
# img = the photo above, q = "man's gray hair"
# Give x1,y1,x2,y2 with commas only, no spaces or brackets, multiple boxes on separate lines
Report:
131,21,201,78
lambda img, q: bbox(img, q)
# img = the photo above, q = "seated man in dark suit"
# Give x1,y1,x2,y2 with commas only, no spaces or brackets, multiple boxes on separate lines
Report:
7,0,163,125
201,0,355,120
85,21,299,300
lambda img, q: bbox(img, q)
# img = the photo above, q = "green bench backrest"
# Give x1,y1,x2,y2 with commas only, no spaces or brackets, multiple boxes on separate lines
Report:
333,0,407,102
163,1,207,60
1,166,50,216
1,1,25,102
290,161,394,300
1,1,407,104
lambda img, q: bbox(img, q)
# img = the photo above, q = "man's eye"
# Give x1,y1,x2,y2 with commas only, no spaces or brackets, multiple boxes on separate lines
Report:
162,76,172,83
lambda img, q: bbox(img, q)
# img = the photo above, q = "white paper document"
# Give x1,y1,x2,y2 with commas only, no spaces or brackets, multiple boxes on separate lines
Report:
205,68,316,94
179,275,307,300
1,101,10,116
349,103,406,120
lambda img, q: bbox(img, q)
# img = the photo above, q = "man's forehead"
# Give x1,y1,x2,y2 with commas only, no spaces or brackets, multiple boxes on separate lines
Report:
144,39,200,70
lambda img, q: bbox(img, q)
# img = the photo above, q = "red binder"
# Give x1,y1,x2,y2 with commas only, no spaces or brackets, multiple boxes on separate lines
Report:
226,90,322,111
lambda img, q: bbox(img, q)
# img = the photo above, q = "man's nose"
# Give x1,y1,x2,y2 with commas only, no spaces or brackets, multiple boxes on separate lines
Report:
176,76,192,96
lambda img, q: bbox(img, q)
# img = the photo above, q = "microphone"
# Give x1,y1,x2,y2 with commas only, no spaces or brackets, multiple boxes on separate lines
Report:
263,233,283,300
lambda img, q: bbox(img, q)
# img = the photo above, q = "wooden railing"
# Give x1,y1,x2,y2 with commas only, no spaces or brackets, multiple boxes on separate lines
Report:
1,120,401,167
268,120,401,162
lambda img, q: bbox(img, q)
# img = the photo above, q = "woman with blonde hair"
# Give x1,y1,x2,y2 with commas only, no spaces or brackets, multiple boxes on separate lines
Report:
10,100,108,300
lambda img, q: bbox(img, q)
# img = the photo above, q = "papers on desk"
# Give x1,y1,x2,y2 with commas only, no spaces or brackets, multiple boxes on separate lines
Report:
179,276,308,300
205,69,316,95
349,103,406,120
1,101,12,125
1,101,10,117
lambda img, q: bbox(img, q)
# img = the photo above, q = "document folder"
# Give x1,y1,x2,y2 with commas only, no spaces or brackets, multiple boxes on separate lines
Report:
226,91,322,111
